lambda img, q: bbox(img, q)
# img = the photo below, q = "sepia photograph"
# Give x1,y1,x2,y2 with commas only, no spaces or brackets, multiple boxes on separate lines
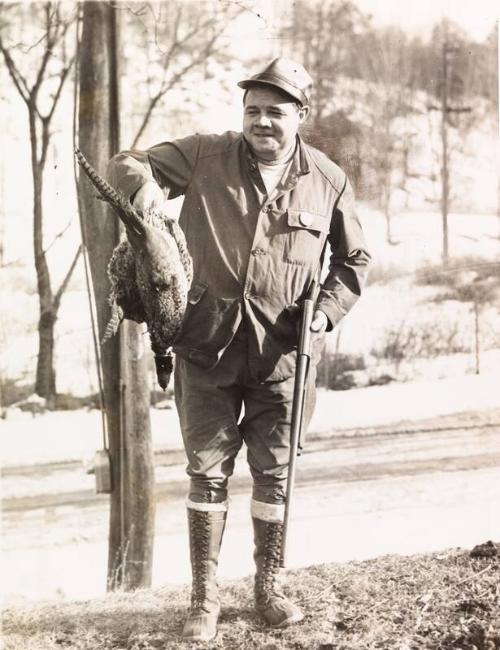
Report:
1,0,499,648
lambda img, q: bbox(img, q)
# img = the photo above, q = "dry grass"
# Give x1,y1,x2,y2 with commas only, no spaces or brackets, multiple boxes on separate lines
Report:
3,543,499,650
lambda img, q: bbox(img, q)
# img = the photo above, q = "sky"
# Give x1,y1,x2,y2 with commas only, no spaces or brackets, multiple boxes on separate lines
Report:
223,0,499,79
354,0,499,41
236,0,499,51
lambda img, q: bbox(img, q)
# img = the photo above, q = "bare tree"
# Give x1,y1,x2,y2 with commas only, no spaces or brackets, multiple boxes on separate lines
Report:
121,0,245,148
353,27,420,244
0,2,80,402
281,0,369,122
278,0,372,195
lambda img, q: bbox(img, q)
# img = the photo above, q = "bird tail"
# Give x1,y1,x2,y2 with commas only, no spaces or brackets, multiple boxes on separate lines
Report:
102,302,123,344
75,148,145,237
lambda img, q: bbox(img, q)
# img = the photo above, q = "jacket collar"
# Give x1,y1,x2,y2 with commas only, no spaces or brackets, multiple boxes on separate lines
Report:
296,134,310,176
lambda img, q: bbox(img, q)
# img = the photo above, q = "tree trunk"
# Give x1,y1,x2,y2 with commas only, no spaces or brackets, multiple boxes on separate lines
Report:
78,0,155,591
30,115,57,400
35,308,57,399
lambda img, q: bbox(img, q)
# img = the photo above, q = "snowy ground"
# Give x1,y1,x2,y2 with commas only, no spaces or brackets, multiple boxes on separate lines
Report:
3,207,500,392
2,372,500,604
3,463,499,605
2,205,499,604
2,370,500,468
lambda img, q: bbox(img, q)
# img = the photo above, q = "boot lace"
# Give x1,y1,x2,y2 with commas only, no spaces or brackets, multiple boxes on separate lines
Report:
189,511,211,612
256,522,284,598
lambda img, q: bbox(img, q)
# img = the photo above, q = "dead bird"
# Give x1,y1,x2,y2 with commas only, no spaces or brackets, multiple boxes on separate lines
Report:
75,148,192,390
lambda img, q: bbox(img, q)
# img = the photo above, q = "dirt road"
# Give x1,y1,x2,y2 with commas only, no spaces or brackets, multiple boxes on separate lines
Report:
2,416,500,603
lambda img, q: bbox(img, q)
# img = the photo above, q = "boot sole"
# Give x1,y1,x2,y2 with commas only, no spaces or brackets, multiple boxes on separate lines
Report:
182,615,219,641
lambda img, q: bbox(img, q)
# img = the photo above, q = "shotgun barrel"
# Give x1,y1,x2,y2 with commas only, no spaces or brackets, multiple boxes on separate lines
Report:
280,278,318,568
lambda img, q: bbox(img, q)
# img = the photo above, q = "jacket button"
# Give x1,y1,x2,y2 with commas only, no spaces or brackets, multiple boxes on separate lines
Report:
244,291,252,299
299,212,313,227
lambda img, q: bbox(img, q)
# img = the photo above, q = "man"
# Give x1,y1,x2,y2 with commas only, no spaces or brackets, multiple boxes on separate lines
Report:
107,58,370,641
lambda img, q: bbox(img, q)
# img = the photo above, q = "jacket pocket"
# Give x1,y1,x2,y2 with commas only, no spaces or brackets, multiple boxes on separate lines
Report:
284,209,330,265
174,280,240,354
187,279,208,305
287,209,330,233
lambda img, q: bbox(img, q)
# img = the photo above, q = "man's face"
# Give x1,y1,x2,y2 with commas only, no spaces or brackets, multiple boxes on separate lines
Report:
243,86,309,161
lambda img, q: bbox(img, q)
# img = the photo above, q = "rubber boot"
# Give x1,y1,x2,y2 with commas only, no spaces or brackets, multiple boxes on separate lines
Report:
251,500,304,627
182,502,227,642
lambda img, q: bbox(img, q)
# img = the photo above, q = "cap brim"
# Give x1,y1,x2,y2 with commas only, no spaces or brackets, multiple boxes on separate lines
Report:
238,77,307,106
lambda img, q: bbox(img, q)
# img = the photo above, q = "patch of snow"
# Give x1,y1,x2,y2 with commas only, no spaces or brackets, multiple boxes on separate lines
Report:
309,372,500,432
0,408,183,468
3,467,499,604
2,370,499,468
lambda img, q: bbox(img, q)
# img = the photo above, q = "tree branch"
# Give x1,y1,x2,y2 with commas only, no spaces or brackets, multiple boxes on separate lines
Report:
149,1,183,58
131,7,239,148
39,116,50,168
31,2,75,104
121,2,149,17
132,39,219,148
149,4,183,91
45,53,75,124
131,92,162,148
12,31,47,54
53,244,82,311
31,3,57,100
43,220,72,255
0,33,31,104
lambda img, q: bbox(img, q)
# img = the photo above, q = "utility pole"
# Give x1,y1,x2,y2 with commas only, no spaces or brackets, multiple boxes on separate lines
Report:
441,42,450,266
497,24,500,233
78,1,155,591
429,41,471,267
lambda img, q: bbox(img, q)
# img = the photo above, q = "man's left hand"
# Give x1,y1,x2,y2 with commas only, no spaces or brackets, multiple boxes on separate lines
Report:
310,310,328,335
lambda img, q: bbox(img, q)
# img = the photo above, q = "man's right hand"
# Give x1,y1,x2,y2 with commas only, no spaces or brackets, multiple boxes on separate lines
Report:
133,181,166,212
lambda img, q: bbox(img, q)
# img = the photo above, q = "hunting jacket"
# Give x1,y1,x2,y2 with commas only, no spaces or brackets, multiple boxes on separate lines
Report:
107,131,371,382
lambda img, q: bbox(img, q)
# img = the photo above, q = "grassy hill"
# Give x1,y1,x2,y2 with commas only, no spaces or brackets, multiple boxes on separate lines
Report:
3,543,499,650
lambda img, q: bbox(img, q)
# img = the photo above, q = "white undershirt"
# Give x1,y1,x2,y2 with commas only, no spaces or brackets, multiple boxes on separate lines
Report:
257,158,293,197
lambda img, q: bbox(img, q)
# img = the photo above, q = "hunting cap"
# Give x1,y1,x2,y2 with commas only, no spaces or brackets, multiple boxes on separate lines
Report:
238,57,313,107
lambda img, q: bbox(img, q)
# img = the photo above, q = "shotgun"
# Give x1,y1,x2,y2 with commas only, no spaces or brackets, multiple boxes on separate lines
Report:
280,277,319,568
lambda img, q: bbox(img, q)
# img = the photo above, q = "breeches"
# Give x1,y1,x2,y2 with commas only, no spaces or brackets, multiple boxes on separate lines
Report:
174,335,316,506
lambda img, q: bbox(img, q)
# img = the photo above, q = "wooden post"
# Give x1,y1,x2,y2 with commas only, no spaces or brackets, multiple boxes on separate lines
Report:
78,1,155,590
473,300,480,375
